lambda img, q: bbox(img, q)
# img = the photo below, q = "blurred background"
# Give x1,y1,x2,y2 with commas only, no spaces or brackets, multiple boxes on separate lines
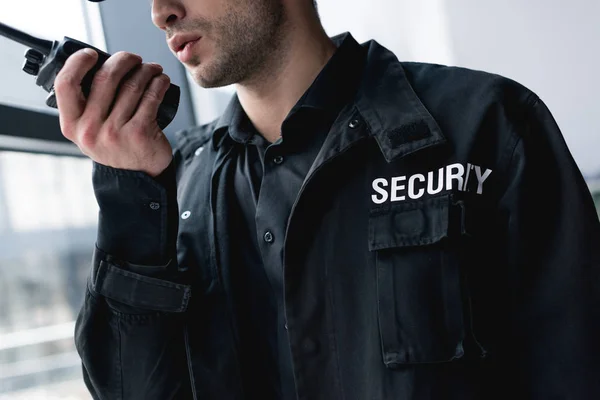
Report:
0,0,598,398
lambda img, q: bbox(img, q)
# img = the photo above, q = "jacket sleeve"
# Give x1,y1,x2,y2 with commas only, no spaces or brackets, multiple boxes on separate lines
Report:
74,148,194,400
493,95,600,397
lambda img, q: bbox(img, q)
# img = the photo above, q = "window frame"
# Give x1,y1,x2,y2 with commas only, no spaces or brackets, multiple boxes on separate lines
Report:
1,0,196,157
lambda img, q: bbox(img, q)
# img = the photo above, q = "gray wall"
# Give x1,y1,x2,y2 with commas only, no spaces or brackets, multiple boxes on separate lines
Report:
443,0,599,178
317,0,600,176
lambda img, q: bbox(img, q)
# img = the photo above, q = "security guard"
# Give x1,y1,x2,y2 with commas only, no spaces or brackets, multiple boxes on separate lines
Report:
60,0,600,399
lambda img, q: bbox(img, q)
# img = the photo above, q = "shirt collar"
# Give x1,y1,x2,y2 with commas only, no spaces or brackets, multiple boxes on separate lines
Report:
215,32,366,145
289,32,366,114
219,95,252,144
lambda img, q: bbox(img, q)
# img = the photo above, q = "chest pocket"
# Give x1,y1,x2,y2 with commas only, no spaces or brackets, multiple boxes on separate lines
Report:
369,194,468,368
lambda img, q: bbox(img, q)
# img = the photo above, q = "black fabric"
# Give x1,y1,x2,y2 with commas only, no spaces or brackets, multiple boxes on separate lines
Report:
75,32,600,400
222,34,367,399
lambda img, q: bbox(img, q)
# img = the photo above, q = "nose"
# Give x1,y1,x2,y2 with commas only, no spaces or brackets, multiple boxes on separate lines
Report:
151,0,185,30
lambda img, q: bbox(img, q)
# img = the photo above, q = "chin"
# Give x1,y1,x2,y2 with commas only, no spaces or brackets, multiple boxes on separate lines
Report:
189,72,217,89
192,69,234,89
187,66,210,88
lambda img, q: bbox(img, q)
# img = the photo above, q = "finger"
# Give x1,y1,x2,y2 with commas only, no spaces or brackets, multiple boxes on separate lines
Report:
131,73,170,127
84,52,143,122
54,48,99,124
109,62,164,126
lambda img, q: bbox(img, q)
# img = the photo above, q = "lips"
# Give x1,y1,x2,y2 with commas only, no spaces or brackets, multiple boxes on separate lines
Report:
176,38,201,63
168,34,202,54
179,39,198,52
178,40,193,51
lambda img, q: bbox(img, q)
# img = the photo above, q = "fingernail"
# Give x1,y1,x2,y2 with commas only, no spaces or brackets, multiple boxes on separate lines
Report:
83,48,97,56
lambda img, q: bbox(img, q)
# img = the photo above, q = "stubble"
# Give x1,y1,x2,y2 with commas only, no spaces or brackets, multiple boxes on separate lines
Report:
186,0,287,88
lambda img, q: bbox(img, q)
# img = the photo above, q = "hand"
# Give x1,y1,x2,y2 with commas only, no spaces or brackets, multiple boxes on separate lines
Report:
55,49,173,177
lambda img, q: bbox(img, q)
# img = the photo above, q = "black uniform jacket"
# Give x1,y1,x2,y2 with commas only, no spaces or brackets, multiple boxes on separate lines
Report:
75,32,600,400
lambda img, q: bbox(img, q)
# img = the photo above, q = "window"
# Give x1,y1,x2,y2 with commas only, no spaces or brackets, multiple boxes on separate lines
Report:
0,0,105,113
0,152,97,398
0,1,104,397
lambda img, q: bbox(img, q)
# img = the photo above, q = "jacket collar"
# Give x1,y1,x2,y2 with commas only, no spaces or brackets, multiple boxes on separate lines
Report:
353,37,446,162
211,33,446,162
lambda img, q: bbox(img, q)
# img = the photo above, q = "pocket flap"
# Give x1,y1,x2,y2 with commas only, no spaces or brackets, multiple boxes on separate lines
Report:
90,256,191,313
368,195,451,251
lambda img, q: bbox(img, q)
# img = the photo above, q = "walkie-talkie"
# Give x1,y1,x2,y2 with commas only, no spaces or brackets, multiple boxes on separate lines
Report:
0,22,180,130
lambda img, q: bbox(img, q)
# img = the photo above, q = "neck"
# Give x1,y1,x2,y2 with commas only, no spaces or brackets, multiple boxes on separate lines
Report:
234,16,337,143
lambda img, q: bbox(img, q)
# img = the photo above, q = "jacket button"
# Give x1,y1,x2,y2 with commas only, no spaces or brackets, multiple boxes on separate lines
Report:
149,202,160,210
273,155,284,165
264,231,274,243
349,119,361,129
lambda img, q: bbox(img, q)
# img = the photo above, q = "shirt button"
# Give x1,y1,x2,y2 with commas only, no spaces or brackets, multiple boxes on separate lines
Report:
263,231,274,243
349,119,361,129
149,202,160,210
273,155,284,165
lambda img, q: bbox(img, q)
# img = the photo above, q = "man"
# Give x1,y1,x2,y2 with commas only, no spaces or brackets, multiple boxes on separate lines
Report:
57,0,600,398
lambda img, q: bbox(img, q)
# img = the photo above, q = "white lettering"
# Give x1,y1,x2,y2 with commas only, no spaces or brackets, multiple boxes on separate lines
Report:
371,178,389,204
474,166,493,194
462,163,472,191
446,163,465,191
372,163,492,205
391,176,406,202
427,168,444,195
408,174,425,199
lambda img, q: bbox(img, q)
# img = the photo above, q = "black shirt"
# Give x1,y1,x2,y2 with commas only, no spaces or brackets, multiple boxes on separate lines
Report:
215,34,367,399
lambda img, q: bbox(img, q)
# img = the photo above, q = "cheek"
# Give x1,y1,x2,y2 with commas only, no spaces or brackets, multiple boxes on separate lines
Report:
186,0,221,17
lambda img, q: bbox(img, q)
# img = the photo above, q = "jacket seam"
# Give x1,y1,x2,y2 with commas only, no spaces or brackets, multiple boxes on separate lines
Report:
105,307,166,320
117,317,124,400
93,164,165,191
493,92,538,199
184,327,198,400
370,234,448,251
488,91,539,199
160,170,168,263
369,193,450,215
103,262,190,290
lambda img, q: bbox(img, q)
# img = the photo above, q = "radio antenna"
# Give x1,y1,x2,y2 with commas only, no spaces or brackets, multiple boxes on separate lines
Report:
0,22,53,55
